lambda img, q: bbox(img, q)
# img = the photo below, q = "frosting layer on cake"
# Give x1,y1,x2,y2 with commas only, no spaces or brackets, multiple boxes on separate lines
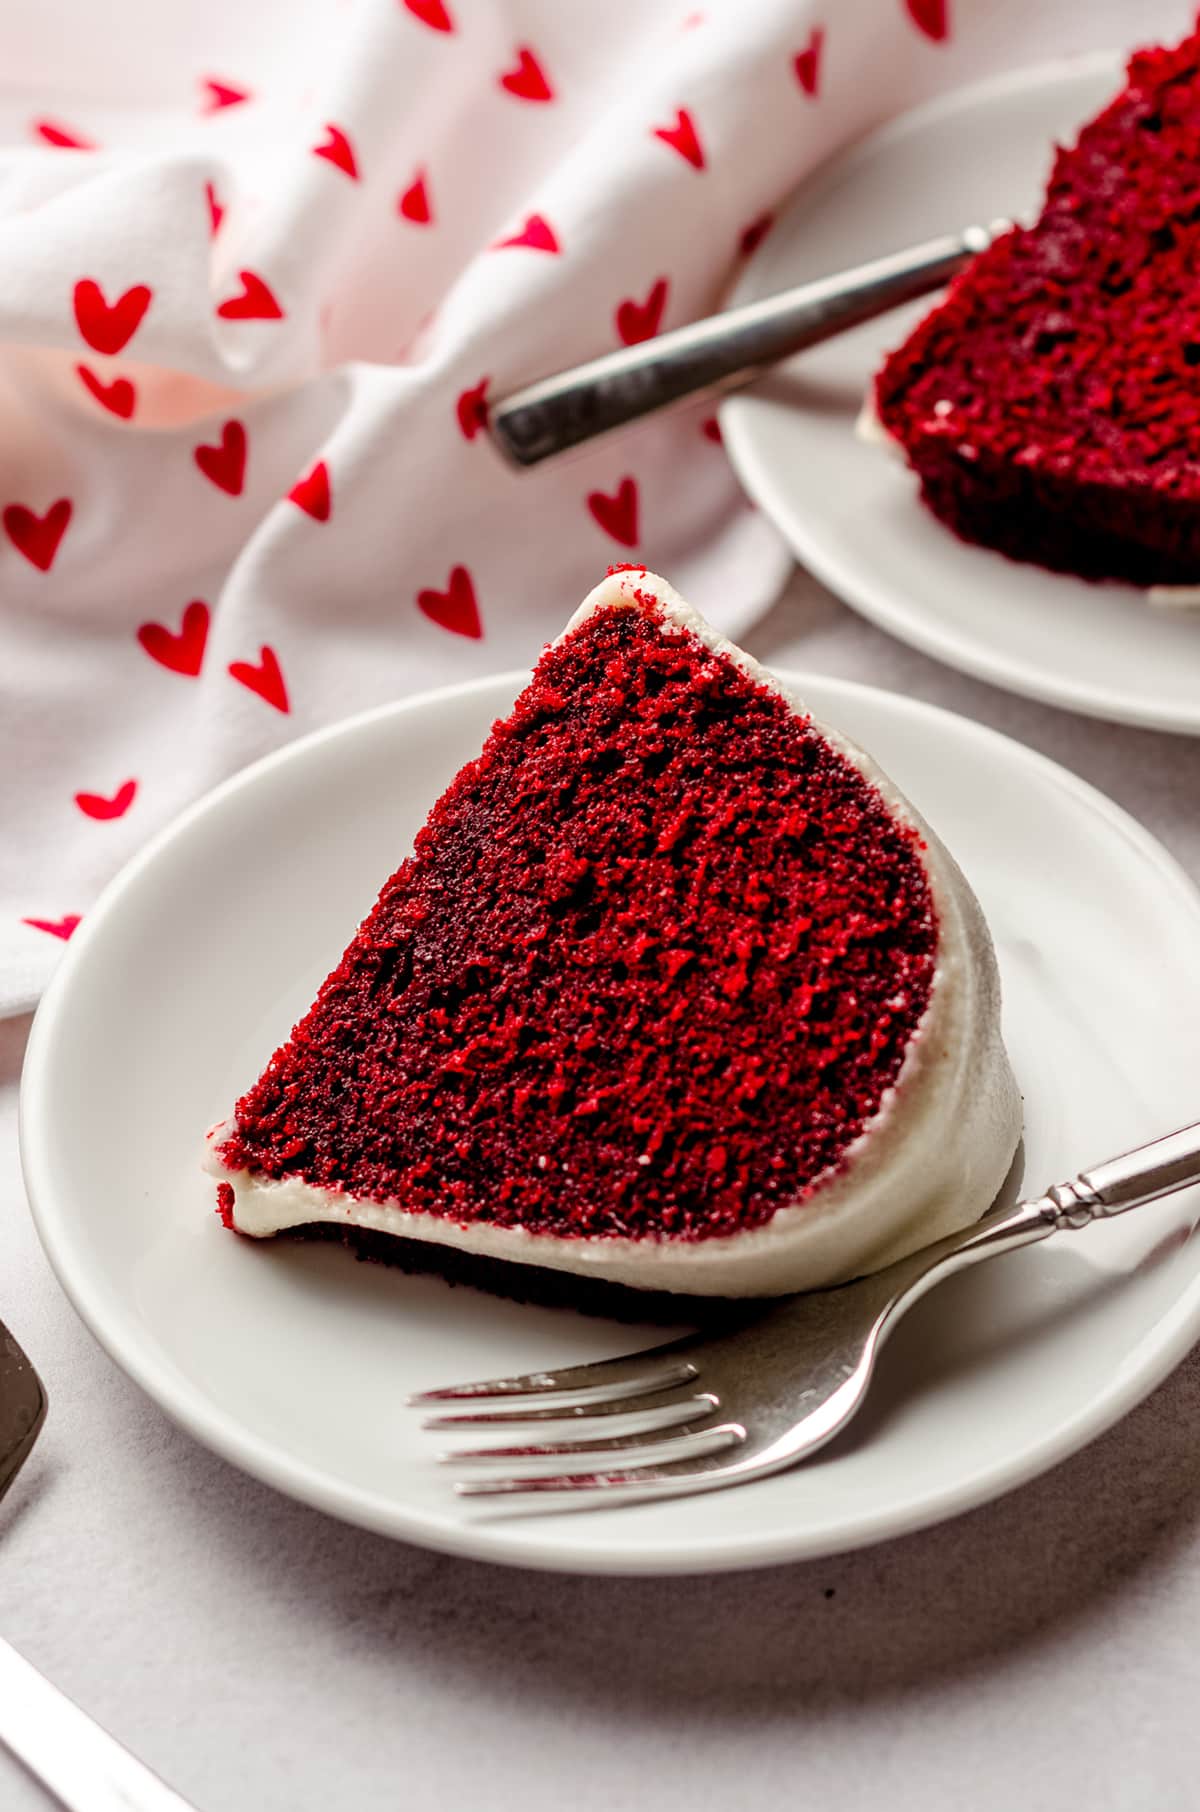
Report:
207,570,1020,1295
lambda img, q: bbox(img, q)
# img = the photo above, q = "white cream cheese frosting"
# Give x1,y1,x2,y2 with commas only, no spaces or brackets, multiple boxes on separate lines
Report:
854,391,907,462
207,569,1022,1297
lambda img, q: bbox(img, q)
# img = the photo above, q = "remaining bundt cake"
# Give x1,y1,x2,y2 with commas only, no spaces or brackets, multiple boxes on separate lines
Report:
206,568,1020,1296
871,27,1200,586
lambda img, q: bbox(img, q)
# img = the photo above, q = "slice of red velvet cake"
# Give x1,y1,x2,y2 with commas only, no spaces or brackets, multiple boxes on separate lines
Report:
872,27,1200,585
207,569,1020,1296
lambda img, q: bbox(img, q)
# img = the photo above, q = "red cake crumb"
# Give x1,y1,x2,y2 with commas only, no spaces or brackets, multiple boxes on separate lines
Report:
218,602,936,1242
876,26,1200,583
215,1182,236,1227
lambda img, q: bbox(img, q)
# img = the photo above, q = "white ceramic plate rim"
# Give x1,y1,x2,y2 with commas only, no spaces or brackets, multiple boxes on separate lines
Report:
20,673,1200,1574
717,50,1200,737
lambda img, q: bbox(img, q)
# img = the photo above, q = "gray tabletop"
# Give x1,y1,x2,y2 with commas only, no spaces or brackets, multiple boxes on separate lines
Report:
4,567,1200,1812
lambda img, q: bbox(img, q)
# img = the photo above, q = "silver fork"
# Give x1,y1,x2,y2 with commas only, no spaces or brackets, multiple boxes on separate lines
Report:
489,220,1010,467
0,1319,202,1811
412,1121,1200,1509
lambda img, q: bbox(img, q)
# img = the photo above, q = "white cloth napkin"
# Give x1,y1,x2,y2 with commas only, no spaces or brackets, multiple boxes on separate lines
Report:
0,0,1182,1015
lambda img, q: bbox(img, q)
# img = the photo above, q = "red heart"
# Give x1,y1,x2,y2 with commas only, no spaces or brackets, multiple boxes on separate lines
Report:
701,416,722,444
499,48,553,103
587,477,639,548
403,0,453,30
217,270,283,321
739,213,773,258
137,600,210,677
313,123,359,180
194,420,247,496
229,646,289,713
76,364,136,419
34,120,94,149
417,566,482,639
905,0,948,41
232,645,293,713
615,278,668,346
288,461,331,521
73,279,151,355
456,377,490,441
652,108,705,170
206,181,224,236
493,214,559,254
23,915,80,942
201,78,252,112
75,779,137,821
398,170,432,223
794,27,823,95
3,499,72,572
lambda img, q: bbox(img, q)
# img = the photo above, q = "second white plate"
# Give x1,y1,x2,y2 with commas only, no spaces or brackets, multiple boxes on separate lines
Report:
722,54,1200,734
19,672,1200,1572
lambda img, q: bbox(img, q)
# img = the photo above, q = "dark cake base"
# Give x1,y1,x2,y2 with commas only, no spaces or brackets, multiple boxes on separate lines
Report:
910,441,1200,585
282,1221,756,1329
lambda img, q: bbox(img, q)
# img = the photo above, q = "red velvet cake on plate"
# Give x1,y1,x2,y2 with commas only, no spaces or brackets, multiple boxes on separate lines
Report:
206,568,1020,1297
870,26,1200,588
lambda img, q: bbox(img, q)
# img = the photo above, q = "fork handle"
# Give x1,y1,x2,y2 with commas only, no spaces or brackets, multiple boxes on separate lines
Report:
489,223,1004,468
892,1118,1200,1305
1034,1120,1200,1228
0,1636,200,1812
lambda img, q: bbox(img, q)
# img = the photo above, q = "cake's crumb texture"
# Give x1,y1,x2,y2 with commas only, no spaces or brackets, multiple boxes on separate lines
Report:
876,28,1200,583
219,601,936,1242
215,1182,236,1227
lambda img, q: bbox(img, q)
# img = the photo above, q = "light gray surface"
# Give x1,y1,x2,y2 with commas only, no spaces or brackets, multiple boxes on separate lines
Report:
5,567,1200,1812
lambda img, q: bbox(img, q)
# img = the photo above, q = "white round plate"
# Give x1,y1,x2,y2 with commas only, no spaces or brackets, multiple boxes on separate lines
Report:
722,55,1200,734
20,674,1200,1574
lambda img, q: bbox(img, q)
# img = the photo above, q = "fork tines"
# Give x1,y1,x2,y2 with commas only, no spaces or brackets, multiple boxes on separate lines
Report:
407,1349,698,1407
410,1343,746,1500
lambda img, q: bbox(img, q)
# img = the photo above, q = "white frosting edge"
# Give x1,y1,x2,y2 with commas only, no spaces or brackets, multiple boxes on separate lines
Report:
208,569,1021,1296
1147,584,1200,609
854,392,906,463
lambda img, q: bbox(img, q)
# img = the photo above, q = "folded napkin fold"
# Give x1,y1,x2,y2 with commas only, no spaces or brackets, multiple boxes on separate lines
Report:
0,0,1151,1013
